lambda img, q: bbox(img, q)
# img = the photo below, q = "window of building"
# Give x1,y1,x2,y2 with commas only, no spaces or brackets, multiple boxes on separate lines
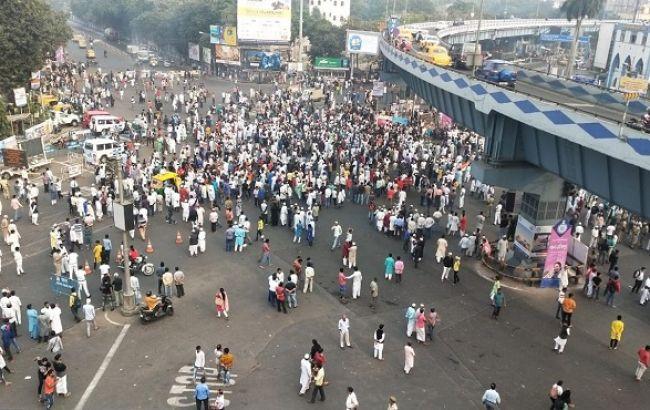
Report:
341,1,344,6
317,0,320,5
616,30,622,42
333,15,337,21
631,32,637,44
334,0,337,5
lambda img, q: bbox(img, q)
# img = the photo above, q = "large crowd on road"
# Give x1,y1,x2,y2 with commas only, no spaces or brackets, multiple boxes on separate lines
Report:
1,50,650,410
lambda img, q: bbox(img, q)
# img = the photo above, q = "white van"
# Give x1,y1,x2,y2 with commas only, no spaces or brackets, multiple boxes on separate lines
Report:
82,138,123,165
89,115,125,134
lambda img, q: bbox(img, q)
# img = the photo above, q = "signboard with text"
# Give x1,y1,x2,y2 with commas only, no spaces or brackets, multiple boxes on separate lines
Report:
620,76,649,93
313,56,350,70
2,148,28,168
215,45,241,65
237,0,291,43
541,219,571,288
188,43,200,61
346,30,380,55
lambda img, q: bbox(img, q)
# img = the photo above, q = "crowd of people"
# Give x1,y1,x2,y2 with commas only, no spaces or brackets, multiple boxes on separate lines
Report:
0,41,649,409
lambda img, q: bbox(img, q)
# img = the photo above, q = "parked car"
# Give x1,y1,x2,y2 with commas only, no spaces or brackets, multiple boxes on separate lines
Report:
52,111,81,127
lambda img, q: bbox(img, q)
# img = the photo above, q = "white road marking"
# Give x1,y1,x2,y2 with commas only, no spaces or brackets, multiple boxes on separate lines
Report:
103,311,124,326
168,366,235,407
74,324,130,410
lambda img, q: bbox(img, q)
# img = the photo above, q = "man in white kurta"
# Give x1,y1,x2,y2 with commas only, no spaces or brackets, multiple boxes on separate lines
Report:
404,342,415,374
299,354,312,395
346,269,363,299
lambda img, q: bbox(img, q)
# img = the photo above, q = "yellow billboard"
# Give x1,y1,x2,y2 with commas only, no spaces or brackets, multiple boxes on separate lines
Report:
223,26,237,46
237,0,291,42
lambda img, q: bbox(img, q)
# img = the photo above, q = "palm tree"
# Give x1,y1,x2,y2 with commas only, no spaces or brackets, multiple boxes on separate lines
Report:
560,0,604,79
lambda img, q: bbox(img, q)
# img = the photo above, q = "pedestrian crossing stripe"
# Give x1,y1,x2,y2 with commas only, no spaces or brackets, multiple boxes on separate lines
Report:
168,366,237,407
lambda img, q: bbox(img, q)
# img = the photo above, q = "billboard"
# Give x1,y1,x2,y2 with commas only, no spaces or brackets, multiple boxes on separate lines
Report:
210,25,237,46
540,33,590,43
313,56,350,70
593,22,615,69
13,87,27,107
215,45,241,65
541,219,572,288
620,76,649,93
347,30,380,55
210,25,222,44
202,47,212,64
513,215,552,258
244,50,282,70
188,43,200,61
237,0,291,43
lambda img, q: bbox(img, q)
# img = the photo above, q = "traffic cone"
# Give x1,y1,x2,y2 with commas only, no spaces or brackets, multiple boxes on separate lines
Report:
145,239,154,253
84,260,92,275
175,231,183,244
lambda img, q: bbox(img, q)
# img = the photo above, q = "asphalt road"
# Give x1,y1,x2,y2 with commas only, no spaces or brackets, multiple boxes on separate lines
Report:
1,31,650,410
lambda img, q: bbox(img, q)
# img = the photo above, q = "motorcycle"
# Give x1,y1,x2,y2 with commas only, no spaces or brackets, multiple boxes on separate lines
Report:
139,296,174,323
118,255,155,276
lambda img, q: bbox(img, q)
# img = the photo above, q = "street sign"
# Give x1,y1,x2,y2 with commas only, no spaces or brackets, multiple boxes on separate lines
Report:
623,92,640,101
620,76,648,93
13,87,27,107
50,275,79,296
2,148,28,168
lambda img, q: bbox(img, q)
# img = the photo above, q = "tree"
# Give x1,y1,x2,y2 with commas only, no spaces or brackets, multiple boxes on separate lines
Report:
447,0,475,20
0,0,71,96
292,1,346,58
560,0,604,79
0,98,12,140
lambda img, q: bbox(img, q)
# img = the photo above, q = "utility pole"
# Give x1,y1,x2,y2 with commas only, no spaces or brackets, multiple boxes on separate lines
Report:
299,0,304,70
633,0,642,23
111,159,137,315
472,0,485,77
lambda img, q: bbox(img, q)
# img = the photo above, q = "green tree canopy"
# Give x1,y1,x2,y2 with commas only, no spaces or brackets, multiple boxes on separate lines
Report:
0,0,71,96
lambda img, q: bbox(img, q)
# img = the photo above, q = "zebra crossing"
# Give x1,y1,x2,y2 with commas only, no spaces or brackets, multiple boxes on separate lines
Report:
167,365,237,407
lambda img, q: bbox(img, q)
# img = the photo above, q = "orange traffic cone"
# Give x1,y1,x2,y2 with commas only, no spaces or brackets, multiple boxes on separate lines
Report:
84,260,92,275
145,239,154,253
175,231,183,244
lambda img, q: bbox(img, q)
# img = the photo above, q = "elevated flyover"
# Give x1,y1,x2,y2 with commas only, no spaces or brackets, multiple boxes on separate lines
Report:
381,21,650,218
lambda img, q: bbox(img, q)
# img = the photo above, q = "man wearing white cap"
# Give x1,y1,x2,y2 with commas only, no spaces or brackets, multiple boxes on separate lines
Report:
299,353,311,395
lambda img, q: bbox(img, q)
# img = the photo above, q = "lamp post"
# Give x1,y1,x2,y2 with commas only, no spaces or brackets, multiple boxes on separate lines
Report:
108,158,137,316
471,0,485,77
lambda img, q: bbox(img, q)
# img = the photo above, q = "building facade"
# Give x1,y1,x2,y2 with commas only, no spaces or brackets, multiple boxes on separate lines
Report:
605,23,650,90
309,0,350,27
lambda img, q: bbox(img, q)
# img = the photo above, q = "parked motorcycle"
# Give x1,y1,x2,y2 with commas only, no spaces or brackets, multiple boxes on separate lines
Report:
139,296,174,324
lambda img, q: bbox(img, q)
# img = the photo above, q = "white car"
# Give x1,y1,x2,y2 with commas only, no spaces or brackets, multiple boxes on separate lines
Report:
52,111,81,127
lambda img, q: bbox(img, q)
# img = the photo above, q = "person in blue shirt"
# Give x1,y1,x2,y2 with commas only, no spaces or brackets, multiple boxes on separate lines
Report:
384,253,395,280
195,376,210,410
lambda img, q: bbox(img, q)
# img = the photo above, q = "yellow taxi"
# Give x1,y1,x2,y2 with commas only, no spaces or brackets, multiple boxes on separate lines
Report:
152,172,182,191
39,94,58,107
86,49,96,60
424,46,452,67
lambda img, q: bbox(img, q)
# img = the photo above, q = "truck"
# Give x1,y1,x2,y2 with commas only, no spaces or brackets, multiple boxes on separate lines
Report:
137,49,151,64
127,45,140,55
475,59,516,87
1,121,52,179
453,42,482,70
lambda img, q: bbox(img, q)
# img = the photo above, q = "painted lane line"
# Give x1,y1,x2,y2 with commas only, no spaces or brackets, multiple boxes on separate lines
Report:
74,324,131,410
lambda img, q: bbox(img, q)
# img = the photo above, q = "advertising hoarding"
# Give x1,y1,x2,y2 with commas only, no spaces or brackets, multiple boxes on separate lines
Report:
210,25,222,44
541,219,572,288
215,45,241,65
210,25,238,46
237,0,291,43
202,47,212,64
188,43,200,61
346,30,380,55
313,56,350,70
244,50,282,70
13,87,27,107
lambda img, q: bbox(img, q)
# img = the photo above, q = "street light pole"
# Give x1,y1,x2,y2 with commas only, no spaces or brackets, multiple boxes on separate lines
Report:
472,0,485,77
112,159,137,315
299,0,304,76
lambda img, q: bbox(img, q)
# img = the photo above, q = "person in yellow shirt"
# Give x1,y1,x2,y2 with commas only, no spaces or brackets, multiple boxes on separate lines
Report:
92,240,103,270
144,291,160,311
219,348,234,383
609,315,625,350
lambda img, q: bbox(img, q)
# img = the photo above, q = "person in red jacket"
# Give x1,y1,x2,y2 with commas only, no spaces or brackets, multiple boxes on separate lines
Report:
43,369,56,409
636,345,650,381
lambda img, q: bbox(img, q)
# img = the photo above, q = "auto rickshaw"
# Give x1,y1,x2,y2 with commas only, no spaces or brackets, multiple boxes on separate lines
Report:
151,171,182,194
